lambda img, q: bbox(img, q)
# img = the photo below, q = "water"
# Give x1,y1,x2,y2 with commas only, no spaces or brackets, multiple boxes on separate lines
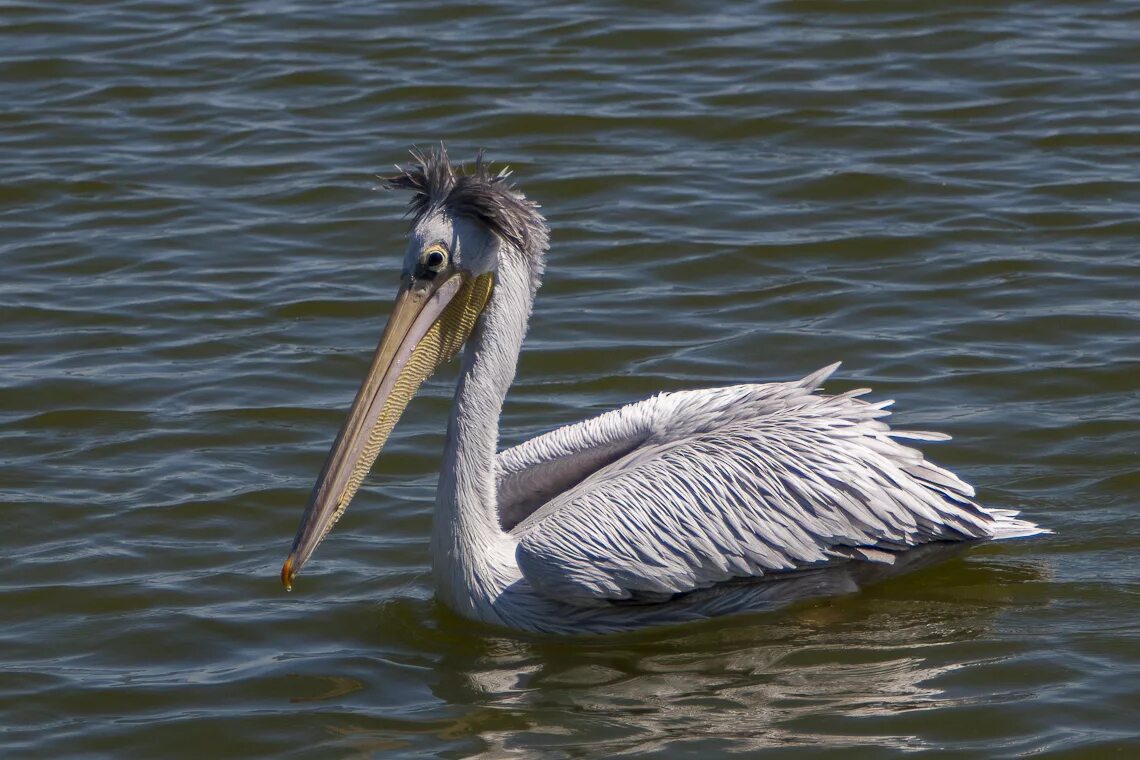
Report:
2,0,1137,756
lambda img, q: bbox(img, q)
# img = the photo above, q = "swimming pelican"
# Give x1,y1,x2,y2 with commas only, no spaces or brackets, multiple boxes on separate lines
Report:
281,148,1046,634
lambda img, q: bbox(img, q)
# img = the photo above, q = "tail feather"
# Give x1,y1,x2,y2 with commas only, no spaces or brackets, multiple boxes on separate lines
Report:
794,362,1049,544
985,508,1051,540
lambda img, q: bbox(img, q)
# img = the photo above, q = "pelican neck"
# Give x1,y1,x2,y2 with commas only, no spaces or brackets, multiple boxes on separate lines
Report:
429,255,539,618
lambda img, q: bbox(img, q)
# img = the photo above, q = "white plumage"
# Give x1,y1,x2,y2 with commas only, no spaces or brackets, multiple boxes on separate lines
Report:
506,365,1040,609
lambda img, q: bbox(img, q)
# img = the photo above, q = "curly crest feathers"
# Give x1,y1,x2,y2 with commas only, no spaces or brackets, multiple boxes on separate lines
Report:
385,145,549,257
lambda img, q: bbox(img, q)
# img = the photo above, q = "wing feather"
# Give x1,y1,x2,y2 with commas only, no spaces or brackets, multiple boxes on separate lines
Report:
494,401,653,530
495,364,845,530
512,367,1045,607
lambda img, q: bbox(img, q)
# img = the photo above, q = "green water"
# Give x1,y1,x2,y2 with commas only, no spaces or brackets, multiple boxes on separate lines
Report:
2,1,1137,757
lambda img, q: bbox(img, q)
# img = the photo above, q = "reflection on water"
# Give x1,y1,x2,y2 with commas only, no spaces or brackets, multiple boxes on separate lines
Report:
305,556,1051,756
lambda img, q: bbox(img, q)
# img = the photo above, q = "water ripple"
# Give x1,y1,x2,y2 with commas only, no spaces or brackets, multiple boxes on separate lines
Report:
2,0,1137,757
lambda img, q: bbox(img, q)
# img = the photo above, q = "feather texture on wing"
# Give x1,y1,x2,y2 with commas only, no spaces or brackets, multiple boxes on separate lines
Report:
507,365,1040,607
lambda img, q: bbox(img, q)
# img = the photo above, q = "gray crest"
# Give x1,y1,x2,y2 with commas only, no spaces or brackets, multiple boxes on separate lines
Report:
385,146,549,258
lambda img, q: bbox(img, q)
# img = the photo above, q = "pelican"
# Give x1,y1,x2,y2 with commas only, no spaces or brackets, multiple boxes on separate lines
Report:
281,148,1046,634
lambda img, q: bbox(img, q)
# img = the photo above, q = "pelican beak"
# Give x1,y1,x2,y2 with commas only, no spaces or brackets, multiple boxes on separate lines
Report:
282,270,494,590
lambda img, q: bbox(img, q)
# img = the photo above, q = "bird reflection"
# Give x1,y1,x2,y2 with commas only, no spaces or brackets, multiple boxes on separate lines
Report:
416,554,1050,755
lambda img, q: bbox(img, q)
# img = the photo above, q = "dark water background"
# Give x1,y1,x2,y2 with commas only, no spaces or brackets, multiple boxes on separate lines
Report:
2,1,1138,757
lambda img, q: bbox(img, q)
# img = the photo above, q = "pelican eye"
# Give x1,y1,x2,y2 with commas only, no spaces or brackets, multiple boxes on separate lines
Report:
424,244,449,278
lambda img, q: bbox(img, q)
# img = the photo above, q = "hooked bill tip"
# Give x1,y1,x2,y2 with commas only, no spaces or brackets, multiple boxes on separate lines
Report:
281,556,295,592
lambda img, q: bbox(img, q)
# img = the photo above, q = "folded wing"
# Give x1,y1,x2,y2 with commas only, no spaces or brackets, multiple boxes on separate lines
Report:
509,366,1043,607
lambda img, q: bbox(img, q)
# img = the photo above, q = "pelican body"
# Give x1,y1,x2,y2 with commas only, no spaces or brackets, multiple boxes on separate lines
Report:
282,149,1046,634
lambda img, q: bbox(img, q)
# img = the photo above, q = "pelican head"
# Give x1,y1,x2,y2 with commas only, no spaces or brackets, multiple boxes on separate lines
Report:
282,147,547,589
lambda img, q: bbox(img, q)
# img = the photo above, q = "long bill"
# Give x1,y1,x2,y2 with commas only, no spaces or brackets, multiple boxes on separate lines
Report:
282,270,494,590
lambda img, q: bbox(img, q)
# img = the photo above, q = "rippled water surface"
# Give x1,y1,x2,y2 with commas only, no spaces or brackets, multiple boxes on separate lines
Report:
3,1,1138,757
